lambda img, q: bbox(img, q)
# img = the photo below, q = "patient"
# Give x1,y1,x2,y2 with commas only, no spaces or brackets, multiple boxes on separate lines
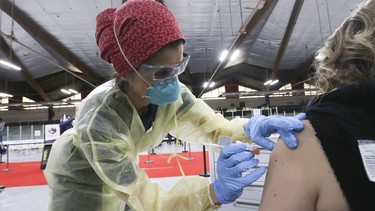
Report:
259,0,375,210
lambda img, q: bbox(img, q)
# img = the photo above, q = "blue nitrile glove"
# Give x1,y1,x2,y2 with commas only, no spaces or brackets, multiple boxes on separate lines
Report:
245,115,304,151
213,144,266,204
295,112,307,120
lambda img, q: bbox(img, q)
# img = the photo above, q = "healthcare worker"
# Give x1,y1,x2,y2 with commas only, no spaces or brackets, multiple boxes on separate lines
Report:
44,0,304,210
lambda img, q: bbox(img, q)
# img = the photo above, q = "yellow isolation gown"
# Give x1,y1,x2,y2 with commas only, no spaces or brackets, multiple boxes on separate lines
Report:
44,79,251,211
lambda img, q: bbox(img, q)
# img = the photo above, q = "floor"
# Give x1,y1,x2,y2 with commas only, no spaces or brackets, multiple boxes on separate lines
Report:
0,141,208,211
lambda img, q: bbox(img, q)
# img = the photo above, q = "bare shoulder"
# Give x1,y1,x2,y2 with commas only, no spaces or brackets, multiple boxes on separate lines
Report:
259,120,350,211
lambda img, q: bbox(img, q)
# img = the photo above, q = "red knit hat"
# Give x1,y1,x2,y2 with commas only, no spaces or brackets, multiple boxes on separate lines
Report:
95,0,185,77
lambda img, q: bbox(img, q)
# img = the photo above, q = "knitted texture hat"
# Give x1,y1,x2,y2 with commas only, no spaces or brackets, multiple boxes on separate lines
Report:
95,0,185,77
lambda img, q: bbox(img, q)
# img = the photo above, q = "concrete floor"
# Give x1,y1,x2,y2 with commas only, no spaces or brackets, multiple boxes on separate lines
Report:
0,142,207,211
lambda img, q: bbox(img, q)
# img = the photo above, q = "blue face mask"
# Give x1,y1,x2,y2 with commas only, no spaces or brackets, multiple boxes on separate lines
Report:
147,77,180,105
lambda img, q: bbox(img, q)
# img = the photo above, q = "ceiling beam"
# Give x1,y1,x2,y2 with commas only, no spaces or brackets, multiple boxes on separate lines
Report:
198,0,279,97
0,0,101,86
0,36,51,101
268,0,305,90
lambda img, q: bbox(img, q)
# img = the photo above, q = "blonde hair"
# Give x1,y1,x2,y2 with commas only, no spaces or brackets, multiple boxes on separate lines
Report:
313,0,375,92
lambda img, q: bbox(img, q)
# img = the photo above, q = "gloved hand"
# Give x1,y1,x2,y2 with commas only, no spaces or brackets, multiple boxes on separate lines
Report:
245,115,304,151
213,144,266,204
295,112,307,120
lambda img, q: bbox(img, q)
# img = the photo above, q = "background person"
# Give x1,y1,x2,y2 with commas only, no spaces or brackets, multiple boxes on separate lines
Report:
259,1,375,210
0,117,6,155
44,1,304,210
59,116,74,135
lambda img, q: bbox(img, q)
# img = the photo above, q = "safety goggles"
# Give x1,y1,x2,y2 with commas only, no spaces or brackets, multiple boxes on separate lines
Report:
139,54,190,82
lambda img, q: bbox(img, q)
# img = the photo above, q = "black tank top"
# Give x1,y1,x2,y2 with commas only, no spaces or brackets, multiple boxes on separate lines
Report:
306,81,375,211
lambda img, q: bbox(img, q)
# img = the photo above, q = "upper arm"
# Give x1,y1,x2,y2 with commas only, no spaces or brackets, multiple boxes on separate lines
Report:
259,120,321,211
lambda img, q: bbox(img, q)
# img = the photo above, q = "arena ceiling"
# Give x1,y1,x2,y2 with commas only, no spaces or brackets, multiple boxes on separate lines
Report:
0,0,364,102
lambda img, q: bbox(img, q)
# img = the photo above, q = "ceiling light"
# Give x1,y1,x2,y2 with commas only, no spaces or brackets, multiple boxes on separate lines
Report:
230,50,240,61
264,79,279,86
0,59,21,71
219,50,228,61
264,80,272,85
209,82,215,88
270,79,279,85
203,82,208,88
61,89,71,94
0,92,13,98
68,89,78,94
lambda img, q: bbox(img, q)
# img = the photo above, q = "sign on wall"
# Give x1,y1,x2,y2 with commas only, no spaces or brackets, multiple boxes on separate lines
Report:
252,109,261,117
44,124,60,143
41,124,60,169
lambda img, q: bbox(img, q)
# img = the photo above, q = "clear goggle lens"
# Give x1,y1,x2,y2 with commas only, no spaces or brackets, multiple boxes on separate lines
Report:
139,54,190,82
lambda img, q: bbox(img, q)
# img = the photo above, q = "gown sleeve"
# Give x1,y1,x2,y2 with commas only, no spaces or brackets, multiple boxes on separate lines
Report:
170,84,252,146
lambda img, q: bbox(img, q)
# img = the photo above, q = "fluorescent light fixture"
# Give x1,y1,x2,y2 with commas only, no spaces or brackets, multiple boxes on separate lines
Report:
270,79,279,85
0,59,21,71
209,82,215,88
203,82,208,88
0,92,13,98
264,79,279,86
219,50,228,61
61,89,71,94
68,89,78,94
230,50,240,61
264,80,272,85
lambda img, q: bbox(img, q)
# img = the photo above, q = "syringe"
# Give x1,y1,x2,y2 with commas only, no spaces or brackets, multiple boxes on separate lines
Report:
205,142,260,155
